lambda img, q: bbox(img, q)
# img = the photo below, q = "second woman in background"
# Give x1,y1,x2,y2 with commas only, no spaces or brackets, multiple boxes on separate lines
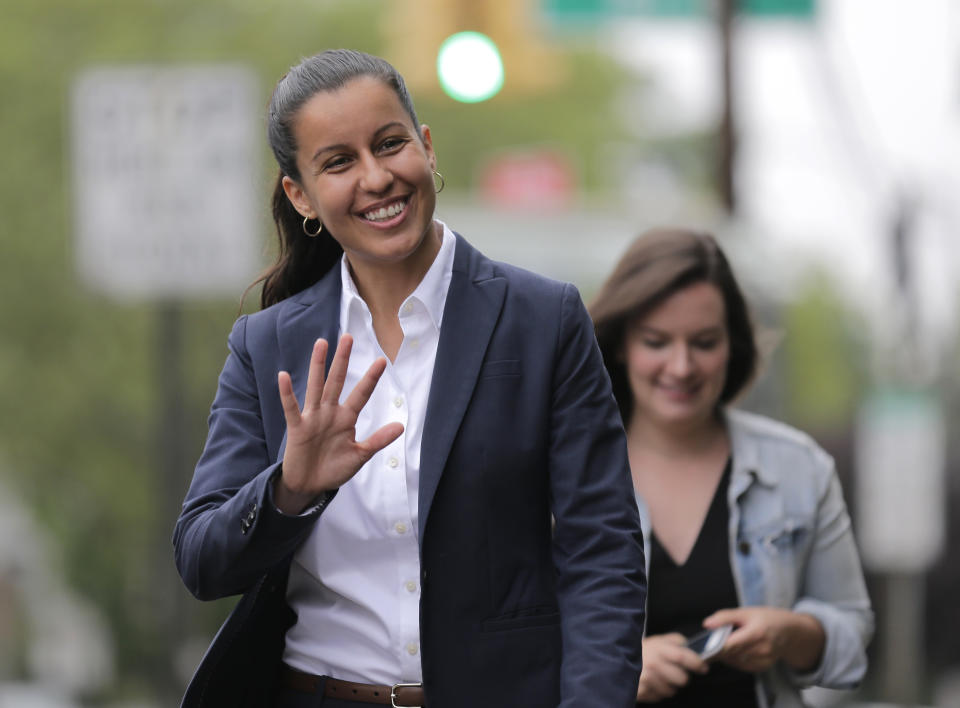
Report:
590,228,873,707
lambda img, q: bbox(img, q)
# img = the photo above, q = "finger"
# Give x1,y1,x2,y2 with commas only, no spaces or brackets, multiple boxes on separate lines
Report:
637,677,670,702
320,334,353,405
674,647,709,674
302,339,328,411
659,661,691,689
639,674,674,701
277,371,302,425
703,608,741,628
359,422,405,456
721,627,756,655
661,633,687,646
343,357,388,415
636,677,664,703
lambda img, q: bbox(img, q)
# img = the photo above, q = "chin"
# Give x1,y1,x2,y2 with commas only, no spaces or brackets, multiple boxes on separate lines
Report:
657,403,712,427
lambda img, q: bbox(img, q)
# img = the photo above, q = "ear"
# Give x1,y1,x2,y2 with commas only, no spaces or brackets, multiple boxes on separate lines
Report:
281,175,315,219
420,124,436,171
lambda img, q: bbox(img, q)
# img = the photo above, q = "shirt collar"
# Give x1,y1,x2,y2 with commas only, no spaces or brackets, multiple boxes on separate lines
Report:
339,221,456,329
725,407,779,493
411,221,455,329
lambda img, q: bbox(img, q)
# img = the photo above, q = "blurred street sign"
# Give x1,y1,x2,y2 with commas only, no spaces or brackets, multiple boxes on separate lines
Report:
71,65,259,300
542,0,814,23
854,389,946,573
478,150,576,209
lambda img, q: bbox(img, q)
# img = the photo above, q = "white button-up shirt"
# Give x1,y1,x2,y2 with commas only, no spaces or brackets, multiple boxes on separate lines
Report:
282,224,455,684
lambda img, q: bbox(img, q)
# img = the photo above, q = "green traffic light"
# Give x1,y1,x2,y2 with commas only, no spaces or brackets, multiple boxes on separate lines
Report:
437,31,504,103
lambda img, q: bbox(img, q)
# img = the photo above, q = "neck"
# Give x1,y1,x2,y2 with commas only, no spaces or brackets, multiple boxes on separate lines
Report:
626,410,727,460
347,221,442,318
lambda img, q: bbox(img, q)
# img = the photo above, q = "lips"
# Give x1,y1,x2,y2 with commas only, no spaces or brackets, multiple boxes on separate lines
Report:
657,382,702,401
359,197,408,224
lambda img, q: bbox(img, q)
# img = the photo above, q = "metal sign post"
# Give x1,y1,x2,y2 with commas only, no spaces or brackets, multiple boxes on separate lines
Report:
856,389,946,703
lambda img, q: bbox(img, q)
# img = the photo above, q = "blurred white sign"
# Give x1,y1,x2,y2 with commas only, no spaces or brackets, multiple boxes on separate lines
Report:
71,66,259,299
855,389,946,573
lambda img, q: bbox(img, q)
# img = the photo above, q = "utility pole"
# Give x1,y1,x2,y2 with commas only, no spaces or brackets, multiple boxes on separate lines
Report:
718,0,737,213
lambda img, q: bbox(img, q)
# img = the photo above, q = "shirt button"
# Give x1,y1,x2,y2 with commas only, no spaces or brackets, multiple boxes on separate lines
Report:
406,642,419,655
388,457,399,469
402,302,414,314
405,580,417,593
393,396,404,408
738,540,751,555
409,338,419,348
395,522,407,535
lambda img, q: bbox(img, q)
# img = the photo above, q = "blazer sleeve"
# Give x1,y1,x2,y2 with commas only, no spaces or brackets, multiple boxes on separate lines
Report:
548,283,647,708
172,315,332,601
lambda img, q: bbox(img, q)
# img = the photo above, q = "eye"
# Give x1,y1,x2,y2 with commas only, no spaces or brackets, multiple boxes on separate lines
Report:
692,338,720,351
378,136,407,152
321,155,352,172
641,337,667,349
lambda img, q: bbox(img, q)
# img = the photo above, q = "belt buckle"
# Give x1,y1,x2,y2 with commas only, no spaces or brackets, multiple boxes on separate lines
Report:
391,682,421,708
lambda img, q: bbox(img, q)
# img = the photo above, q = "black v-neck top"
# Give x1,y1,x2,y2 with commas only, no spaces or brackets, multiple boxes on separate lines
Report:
642,458,759,707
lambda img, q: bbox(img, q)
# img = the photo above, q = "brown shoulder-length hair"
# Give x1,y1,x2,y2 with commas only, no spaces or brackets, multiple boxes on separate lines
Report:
589,227,758,426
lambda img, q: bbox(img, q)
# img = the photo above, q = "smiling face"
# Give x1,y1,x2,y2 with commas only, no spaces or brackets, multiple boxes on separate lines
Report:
281,75,439,277
622,281,730,431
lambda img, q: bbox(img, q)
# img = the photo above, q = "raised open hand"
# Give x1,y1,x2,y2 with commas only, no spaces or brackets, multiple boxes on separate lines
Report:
274,335,404,514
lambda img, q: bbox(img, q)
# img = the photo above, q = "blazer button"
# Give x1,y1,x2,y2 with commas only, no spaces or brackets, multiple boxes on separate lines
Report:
738,540,751,555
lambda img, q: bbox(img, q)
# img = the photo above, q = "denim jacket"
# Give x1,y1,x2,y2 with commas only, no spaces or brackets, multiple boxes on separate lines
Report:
634,408,874,708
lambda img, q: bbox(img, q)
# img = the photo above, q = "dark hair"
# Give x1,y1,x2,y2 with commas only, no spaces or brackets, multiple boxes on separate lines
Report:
589,227,758,426
249,49,422,309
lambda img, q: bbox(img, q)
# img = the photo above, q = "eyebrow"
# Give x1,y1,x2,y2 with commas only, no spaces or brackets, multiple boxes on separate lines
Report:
637,324,725,337
310,121,410,164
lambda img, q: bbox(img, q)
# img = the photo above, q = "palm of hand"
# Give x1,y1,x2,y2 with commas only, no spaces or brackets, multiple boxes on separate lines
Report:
277,335,404,506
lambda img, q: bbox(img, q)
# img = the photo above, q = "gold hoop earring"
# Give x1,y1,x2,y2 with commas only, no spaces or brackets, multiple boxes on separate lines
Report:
302,216,323,238
433,170,445,194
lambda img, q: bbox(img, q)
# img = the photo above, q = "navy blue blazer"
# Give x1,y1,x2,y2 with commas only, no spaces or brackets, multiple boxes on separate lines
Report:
173,234,646,707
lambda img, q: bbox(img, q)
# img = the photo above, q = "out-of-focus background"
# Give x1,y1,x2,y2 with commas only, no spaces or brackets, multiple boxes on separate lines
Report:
1,0,958,705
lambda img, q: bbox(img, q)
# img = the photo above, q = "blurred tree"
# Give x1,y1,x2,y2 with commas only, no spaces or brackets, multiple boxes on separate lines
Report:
778,268,868,432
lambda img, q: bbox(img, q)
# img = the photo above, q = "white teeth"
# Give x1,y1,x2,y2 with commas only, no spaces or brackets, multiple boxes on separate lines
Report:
363,200,406,222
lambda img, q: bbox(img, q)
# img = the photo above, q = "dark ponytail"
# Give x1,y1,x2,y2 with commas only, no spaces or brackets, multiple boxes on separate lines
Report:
246,49,421,310
243,173,343,309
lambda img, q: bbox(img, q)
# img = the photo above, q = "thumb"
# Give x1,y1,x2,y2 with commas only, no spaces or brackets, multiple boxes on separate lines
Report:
703,608,741,629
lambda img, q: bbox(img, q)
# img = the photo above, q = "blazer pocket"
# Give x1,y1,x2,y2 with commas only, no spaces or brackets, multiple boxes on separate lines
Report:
479,359,521,379
481,606,560,633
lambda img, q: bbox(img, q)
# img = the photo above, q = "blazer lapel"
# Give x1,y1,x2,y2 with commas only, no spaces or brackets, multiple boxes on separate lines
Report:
275,265,342,460
418,235,506,542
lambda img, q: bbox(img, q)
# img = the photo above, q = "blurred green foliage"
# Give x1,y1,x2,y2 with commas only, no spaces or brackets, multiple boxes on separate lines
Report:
0,0,633,701
779,270,868,431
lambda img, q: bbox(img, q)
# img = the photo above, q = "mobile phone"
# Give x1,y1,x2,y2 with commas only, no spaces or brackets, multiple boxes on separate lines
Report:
685,624,733,660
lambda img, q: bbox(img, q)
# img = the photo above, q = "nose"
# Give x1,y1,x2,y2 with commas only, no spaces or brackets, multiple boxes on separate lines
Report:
358,153,393,194
666,343,695,377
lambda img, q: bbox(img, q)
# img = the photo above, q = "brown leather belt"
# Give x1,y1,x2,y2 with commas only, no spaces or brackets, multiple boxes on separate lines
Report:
279,665,425,707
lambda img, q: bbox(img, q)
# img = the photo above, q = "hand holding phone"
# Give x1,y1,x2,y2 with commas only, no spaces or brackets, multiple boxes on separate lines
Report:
685,624,734,660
